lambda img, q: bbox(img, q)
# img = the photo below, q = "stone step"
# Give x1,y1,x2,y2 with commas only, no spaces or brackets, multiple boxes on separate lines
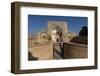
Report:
53,43,64,59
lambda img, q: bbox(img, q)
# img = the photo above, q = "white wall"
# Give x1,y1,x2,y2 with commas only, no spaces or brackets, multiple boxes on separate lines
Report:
0,0,100,76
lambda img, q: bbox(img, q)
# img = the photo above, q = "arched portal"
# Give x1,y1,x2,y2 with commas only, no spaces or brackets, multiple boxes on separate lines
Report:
51,26,63,42
55,26,62,42
48,21,68,43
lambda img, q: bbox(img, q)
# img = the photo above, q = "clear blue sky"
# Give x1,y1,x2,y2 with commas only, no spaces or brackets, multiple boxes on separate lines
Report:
28,15,88,35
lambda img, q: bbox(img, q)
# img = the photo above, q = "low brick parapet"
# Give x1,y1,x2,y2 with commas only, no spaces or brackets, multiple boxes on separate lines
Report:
63,42,88,59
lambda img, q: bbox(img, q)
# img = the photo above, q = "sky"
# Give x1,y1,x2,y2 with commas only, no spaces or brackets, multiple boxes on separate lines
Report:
28,15,88,35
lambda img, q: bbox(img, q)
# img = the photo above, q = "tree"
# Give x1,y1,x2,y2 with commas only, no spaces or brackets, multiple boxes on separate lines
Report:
79,26,88,36
70,26,88,45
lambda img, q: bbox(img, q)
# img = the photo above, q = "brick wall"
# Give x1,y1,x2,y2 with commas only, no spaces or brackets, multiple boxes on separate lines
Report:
63,42,87,59
28,43,53,60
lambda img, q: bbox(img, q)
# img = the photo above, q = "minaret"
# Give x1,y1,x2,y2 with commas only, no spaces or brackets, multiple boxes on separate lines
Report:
37,32,41,42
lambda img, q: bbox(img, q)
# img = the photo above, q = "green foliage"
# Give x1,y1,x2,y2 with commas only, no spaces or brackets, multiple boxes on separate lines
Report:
79,26,88,36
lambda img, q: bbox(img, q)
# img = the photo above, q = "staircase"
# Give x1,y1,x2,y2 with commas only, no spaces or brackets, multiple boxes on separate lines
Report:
53,43,64,59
